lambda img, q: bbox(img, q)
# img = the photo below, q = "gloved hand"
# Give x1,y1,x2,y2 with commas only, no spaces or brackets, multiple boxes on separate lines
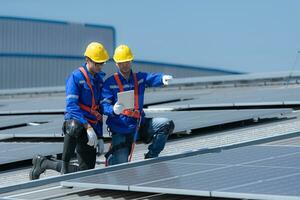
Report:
96,138,105,156
113,102,125,115
162,75,173,85
87,127,98,148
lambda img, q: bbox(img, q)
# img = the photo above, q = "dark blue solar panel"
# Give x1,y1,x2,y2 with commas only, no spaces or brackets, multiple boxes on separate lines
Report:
64,162,223,186
247,152,300,168
0,143,63,164
134,165,299,191
170,145,300,165
62,145,300,199
215,173,300,197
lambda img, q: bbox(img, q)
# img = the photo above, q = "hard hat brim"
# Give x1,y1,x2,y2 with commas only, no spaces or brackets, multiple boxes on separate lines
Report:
113,57,134,63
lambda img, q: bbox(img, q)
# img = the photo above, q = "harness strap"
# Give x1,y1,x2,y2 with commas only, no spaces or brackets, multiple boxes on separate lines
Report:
105,73,142,166
78,67,102,124
113,73,140,119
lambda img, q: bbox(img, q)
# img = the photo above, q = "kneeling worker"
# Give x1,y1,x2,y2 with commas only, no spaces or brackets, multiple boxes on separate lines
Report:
30,42,109,180
102,44,175,166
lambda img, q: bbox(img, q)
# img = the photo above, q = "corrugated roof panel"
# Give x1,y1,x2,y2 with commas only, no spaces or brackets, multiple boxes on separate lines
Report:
0,17,115,56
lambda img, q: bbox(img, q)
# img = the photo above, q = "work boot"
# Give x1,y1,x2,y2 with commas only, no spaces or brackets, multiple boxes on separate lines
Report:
29,155,47,180
144,152,151,159
144,151,157,159
61,161,70,174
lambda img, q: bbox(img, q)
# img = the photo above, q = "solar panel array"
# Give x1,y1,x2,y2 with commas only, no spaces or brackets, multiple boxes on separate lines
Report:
0,142,63,165
0,115,61,128
149,86,300,109
0,109,291,139
0,96,65,114
0,115,64,139
62,145,300,200
1,85,300,114
146,109,292,134
0,84,298,178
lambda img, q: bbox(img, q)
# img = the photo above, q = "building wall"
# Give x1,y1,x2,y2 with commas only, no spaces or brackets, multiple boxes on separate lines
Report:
0,17,239,90
0,17,115,89
0,17,115,56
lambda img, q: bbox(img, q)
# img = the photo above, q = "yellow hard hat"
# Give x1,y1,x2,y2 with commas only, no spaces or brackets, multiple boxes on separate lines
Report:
84,42,109,63
113,45,134,63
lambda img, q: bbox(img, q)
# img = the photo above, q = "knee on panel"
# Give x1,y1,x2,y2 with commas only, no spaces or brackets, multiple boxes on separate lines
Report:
63,120,85,138
159,119,175,136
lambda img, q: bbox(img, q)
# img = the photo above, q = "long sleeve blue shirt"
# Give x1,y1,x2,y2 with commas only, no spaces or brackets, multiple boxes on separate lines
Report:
102,70,164,134
64,64,105,137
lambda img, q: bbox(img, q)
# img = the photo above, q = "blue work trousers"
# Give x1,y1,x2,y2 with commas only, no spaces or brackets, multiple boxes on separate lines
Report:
107,117,174,166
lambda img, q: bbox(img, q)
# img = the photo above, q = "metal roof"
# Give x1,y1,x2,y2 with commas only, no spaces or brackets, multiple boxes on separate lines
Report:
1,74,300,199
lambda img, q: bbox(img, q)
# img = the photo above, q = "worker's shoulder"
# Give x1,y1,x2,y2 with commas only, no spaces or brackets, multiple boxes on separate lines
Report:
135,71,148,78
71,68,84,78
103,74,116,84
65,69,84,83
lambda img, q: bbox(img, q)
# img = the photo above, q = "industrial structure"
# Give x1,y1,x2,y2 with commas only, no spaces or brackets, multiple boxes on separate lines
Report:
0,16,237,90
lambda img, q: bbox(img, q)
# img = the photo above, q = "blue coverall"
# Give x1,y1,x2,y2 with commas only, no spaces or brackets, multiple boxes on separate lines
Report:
63,64,105,169
102,70,174,165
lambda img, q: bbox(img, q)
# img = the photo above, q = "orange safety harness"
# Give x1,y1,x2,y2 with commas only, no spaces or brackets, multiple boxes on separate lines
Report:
78,67,102,124
113,73,140,119
105,73,141,166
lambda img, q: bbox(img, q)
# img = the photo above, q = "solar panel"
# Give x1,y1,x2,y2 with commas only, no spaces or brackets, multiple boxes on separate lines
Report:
146,109,292,133
0,142,63,165
0,109,291,139
148,86,300,109
0,116,64,138
131,166,300,198
0,96,65,114
0,91,187,114
0,115,61,128
61,145,300,199
1,85,300,114
213,174,300,199
169,145,300,165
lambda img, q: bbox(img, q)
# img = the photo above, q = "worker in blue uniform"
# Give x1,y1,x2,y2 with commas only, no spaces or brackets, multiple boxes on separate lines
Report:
102,44,175,166
29,42,109,180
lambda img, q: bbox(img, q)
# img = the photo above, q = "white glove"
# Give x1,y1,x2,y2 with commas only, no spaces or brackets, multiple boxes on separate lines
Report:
113,102,125,115
162,75,173,85
87,127,98,148
97,138,104,155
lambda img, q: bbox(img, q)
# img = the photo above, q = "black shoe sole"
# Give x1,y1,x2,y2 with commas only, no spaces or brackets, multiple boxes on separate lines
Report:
29,156,38,180
29,155,44,180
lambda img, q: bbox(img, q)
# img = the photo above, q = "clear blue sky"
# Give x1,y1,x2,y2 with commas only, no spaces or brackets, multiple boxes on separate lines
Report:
1,0,300,73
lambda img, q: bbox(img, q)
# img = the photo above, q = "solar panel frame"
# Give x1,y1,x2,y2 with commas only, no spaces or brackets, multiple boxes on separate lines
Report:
61,144,300,199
